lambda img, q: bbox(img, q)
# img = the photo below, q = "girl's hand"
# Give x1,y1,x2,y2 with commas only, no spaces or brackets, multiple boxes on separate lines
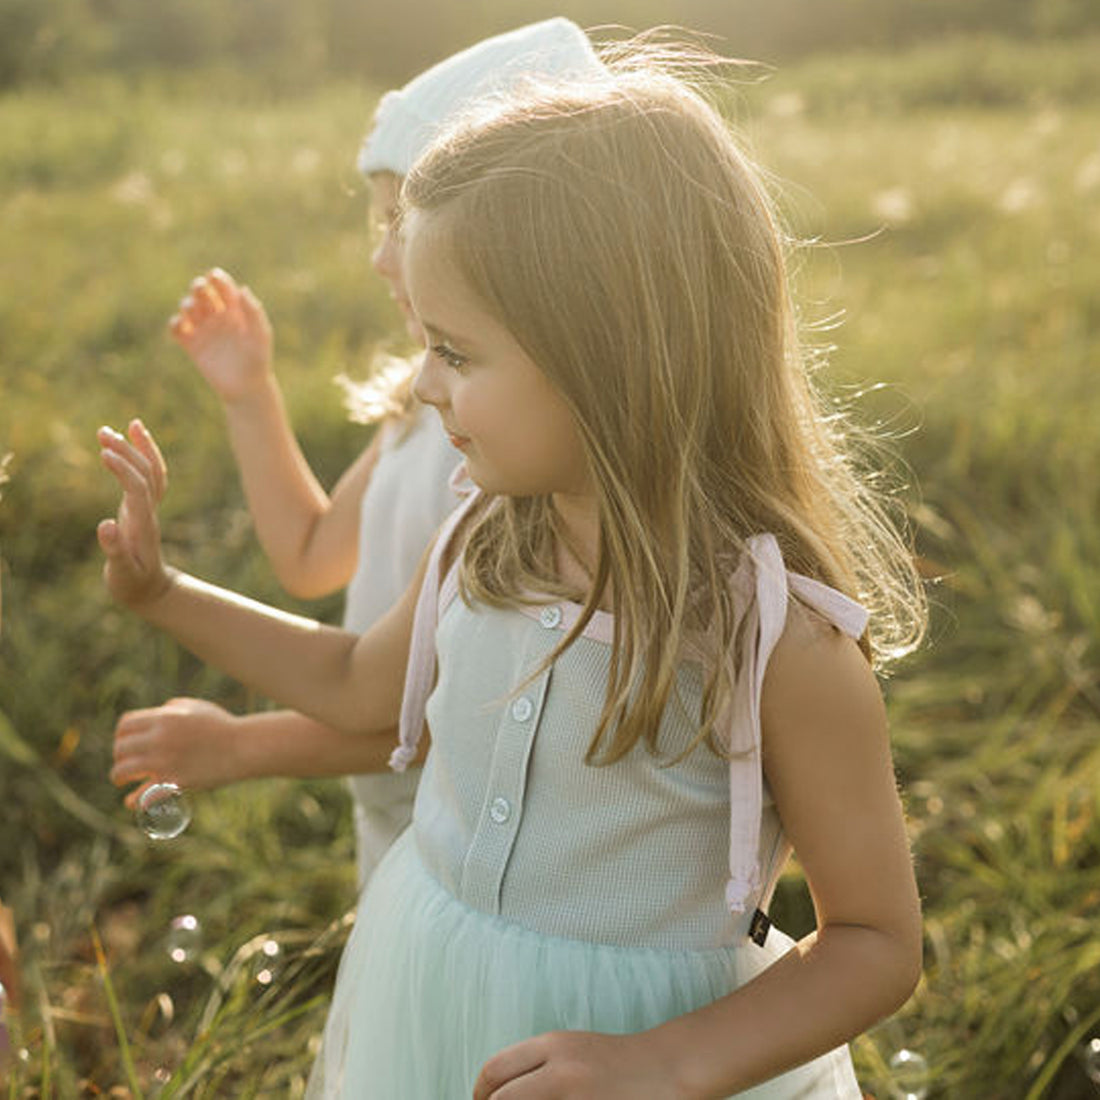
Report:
97,420,172,608
111,698,244,806
473,1030,683,1100
169,268,273,404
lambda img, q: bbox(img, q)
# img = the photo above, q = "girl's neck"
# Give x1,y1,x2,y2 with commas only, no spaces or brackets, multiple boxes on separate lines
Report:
551,491,611,612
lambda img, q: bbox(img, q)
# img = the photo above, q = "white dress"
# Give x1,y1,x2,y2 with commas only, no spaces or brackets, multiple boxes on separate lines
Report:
340,404,459,887
309,489,868,1098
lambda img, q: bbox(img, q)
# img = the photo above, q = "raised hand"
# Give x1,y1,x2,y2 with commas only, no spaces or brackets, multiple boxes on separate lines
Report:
112,697,244,807
473,1030,683,1100
97,420,172,608
170,268,273,403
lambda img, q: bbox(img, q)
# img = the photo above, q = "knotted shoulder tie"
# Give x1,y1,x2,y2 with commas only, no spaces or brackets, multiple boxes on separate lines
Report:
723,534,869,915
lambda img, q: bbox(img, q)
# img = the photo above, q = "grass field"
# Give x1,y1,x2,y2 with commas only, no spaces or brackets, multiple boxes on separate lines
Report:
1,33,1099,1098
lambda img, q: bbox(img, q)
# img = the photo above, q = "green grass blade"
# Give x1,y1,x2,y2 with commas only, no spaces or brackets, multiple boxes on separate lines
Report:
91,924,143,1100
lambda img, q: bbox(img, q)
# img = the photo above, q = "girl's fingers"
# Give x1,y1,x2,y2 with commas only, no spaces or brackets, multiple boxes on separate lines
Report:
110,755,146,786
473,1042,545,1100
239,285,261,315
238,283,264,319
188,276,223,319
98,446,152,512
239,286,270,332
114,707,162,737
113,723,153,759
122,780,158,811
99,425,156,489
205,267,237,301
98,447,160,574
98,425,170,607
96,516,120,554
127,419,168,502
169,312,194,342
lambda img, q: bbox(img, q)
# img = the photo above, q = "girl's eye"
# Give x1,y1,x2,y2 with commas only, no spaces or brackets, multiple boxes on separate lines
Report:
432,343,469,370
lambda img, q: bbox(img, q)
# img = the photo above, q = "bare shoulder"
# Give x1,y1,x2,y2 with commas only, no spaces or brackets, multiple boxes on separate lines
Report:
760,600,886,764
759,602,920,949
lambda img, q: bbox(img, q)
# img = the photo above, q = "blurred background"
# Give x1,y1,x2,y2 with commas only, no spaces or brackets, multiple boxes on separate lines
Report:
1,0,1099,1096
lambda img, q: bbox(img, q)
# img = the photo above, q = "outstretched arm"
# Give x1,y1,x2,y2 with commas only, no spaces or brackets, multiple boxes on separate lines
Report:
98,423,425,736
111,698,427,808
171,268,380,598
473,616,921,1099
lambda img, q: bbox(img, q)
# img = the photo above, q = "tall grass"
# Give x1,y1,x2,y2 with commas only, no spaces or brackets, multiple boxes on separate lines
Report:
1,36,1099,1097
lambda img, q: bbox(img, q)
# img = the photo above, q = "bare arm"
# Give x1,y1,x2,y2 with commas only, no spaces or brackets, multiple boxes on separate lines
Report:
474,614,921,1099
219,376,382,597
98,423,428,736
651,618,922,1096
171,268,380,598
111,699,428,807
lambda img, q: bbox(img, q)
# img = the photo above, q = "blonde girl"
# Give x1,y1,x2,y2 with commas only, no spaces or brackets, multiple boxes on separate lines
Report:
107,18,604,888
98,43,925,1099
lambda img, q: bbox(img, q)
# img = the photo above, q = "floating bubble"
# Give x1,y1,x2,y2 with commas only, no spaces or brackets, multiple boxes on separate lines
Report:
253,938,281,987
165,914,202,964
137,782,191,840
889,1048,930,1100
1082,1037,1100,1085
147,1065,172,1097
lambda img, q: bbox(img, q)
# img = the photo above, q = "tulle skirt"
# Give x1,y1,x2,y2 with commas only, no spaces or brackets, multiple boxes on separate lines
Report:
307,828,862,1098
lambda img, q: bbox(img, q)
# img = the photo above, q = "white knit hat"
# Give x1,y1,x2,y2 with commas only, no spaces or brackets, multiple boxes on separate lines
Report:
357,18,604,177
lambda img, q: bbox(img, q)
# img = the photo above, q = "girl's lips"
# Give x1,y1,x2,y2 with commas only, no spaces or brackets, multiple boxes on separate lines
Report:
447,432,471,450
388,290,414,318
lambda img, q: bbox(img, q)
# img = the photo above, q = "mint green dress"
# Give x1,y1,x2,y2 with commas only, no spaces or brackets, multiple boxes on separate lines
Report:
308,489,867,1098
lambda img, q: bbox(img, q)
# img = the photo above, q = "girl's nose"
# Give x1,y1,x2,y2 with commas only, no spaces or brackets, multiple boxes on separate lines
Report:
413,348,446,409
371,228,399,280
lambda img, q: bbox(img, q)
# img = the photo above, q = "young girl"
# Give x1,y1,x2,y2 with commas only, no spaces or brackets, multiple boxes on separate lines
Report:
108,17,605,887
98,46,925,1099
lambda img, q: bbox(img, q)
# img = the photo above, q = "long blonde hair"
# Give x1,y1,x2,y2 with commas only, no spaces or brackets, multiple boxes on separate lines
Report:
404,53,926,764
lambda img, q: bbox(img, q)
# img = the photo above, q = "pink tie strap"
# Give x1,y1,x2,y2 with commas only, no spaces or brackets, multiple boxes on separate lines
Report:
724,534,869,914
389,487,483,772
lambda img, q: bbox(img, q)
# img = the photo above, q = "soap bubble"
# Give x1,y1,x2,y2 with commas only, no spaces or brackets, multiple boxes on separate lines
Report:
1081,1037,1100,1085
253,938,281,987
137,782,191,839
147,1066,172,1097
889,1048,930,1100
165,914,202,964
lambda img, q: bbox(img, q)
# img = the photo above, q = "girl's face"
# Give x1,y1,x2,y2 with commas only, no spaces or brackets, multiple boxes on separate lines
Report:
405,209,591,502
369,173,422,343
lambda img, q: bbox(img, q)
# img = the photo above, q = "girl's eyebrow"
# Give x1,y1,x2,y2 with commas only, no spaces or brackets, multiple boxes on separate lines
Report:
422,320,477,350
